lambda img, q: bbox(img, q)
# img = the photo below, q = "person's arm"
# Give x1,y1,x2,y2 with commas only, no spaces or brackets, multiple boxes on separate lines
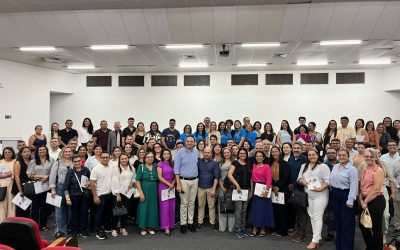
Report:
375,131,380,149
227,165,240,192
210,163,220,197
347,167,359,207
14,161,24,196
157,166,174,189
90,179,100,204
363,130,369,144
276,132,281,146
64,170,72,205
111,165,121,201
92,131,98,144
362,167,384,207
161,130,168,149
58,135,67,147
297,164,308,187
107,132,112,154
174,151,182,193
28,135,36,151
238,136,245,148
49,161,59,198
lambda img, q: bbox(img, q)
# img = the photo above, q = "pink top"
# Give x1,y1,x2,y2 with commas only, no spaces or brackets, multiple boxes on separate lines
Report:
296,134,312,143
252,164,272,188
360,165,384,197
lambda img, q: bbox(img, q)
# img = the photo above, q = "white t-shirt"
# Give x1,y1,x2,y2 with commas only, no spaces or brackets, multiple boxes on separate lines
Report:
90,163,112,196
49,148,61,162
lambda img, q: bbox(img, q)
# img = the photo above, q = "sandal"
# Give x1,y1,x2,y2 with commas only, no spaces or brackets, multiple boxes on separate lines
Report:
251,228,258,237
148,230,155,235
121,228,128,236
260,231,266,237
111,230,118,237
140,230,147,236
306,242,320,249
271,232,276,236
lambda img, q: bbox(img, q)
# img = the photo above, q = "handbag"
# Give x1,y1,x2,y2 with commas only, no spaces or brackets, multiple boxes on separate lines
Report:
112,202,128,217
288,189,308,208
360,208,372,228
0,187,7,201
219,190,234,213
23,181,36,196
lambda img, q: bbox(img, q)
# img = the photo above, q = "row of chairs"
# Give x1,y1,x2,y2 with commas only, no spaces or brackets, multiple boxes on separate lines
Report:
0,217,81,250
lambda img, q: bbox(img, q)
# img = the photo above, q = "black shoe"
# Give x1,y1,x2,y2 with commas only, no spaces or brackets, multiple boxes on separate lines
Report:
71,232,79,238
96,231,107,240
211,224,217,231
325,233,334,241
54,231,66,239
196,223,203,230
79,231,90,238
180,225,187,234
188,224,196,232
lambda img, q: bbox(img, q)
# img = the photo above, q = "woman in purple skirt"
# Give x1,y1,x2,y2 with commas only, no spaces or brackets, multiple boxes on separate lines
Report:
157,149,176,236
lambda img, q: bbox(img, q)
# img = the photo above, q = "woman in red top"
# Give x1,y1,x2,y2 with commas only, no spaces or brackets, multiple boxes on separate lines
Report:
250,150,274,237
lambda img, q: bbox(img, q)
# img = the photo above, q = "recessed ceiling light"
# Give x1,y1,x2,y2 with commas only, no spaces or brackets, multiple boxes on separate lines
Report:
179,63,208,68
67,64,96,69
89,45,129,50
241,43,280,47
237,63,268,67
358,58,391,65
319,40,362,46
164,44,204,49
297,60,328,66
19,46,56,51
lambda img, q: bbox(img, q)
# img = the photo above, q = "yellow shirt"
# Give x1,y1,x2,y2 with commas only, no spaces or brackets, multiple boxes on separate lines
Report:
336,126,356,147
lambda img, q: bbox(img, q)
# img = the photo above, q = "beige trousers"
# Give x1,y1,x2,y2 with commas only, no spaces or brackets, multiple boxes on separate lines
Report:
180,179,198,225
0,178,15,222
197,187,216,225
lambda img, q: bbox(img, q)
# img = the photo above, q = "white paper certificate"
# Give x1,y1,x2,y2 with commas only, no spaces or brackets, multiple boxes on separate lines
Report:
34,181,50,194
12,193,32,210
306,175,322,190
0,165,11,174
254,183,271,198
80,175,89,188
356,135,365,142
46,193,62,208
161,188,176,201
271,192,285,205
232,189,248,201
120,180,136,199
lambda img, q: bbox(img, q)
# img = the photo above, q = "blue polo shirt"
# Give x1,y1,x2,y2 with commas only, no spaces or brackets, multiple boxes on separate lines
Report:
245,131,258,147
192,132,208,143
220,131,232,146
174,147,199,178
179,133,191,143
288,154,308,186
197,158,221,189
233,128,246,144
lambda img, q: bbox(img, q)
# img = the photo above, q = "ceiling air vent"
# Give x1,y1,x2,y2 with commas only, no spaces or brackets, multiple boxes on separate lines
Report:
266,74,293,85
300,73,328,85
231,74,258,86
86,76,112,87
151,75,177,87
184,75,210,86
119,76,145,87
336,72,365,84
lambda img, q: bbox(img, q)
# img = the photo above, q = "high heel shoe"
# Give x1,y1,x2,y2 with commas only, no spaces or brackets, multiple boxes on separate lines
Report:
306,242,320,249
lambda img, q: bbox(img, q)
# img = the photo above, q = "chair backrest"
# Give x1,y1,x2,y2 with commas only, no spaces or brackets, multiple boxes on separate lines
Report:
0,244,15,250
0,217,44,250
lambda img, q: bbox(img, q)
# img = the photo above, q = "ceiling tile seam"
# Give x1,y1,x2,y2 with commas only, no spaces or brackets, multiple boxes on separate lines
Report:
118,9,134,45
233,5,238,43
300,4,312,42
73,11,91,46
187,7,194,44
321,2,336,41
345,3,361,40
365,2,387,40
142,9,156,45
51,11,75,46
95,9,112,44
278,5,287,42
30,12,52,46
255,5,262,41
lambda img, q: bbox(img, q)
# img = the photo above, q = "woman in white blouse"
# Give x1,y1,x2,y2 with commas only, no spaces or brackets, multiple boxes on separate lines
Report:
78,118,94,147
111,153,136,237
297,149,330,249
109,147,122,168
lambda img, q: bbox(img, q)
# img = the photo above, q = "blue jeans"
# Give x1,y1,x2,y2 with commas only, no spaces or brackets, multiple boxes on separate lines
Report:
55,184,70,234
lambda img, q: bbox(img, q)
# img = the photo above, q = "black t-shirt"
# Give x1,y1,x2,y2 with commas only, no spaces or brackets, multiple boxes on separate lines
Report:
122,126,136,138
161,128,180,150
232,161,251,190
59,128,78,147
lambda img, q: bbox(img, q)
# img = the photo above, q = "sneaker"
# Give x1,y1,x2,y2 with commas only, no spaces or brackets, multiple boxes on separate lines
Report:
211,224,217,231
111,230,118,237
104,229,112,234
196,223,203,230
96,232,107,240
79,231,90,238
121,228,128,236
242,230,250,237
54,231,66,239
292,234,305,243
288,229,297,236
235,231,245,238
324,233,334,241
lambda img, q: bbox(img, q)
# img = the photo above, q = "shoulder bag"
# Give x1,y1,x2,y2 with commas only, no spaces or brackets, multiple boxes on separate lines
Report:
219,190,235,213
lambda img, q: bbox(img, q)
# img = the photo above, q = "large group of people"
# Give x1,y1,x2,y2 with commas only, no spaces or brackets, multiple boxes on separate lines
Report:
1,115,400,250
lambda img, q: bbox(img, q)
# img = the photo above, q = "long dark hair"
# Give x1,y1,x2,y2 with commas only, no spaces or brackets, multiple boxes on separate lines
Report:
149,122,160,135
82,117,94,134
51,122,59,138
304,149,321,171
280,120,293,137
160,149,173,167
365,121,375,131
34,146,50,165
195,122,206,139
323,120,337,139
17,146,32,167
218,121,227,133
118,153,133,173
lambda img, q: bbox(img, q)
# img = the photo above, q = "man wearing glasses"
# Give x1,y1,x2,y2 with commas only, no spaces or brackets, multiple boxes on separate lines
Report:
174,136,199,234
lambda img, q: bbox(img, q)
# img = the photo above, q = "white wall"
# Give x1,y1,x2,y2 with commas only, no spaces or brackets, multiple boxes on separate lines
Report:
50,69,400,134
384,66,400,91
0,59,76,142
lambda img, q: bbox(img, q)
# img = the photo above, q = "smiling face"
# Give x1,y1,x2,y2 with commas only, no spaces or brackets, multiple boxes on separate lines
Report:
271,147,280,160
35,125,43,134
307,150,318,163
337,150,349,164
162,150,171,162
363,150,375,166
119,154,129,166
72,156,82,169
282,144,291,155
255,151,265,163
223,148,232,159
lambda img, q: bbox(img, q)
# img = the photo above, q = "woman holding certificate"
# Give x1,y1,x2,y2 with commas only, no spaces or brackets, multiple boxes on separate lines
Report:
0,147,16,222
228,148,252,238
297,149,330,249
111,153,136,237
270,146,290,237
157,149,175,236
250,150,275,237
329,149,358,250
136,152,159,235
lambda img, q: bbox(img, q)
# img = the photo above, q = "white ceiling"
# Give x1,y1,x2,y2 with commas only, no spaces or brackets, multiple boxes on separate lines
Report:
0,1,400,73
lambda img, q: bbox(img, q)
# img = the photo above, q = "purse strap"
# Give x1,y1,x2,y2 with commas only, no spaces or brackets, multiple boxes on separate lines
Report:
73,172,84,193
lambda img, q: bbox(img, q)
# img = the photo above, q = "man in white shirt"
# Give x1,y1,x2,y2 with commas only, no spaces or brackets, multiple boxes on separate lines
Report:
345,138,358,161
49,138,61,162
90,151,113,240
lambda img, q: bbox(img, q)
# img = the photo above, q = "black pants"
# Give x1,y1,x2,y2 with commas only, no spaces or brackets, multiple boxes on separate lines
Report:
70,194,89,234
331,188,356,250
31,192,48,228
386,186,394,219
88,195,96,230
95,193,113,234
273,203,288,235
295,205,309,235
15,195,31,218
112,195,132,229
359,195,385,250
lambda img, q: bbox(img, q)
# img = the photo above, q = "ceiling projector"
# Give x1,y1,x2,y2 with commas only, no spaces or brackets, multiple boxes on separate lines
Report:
219,44,230,57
